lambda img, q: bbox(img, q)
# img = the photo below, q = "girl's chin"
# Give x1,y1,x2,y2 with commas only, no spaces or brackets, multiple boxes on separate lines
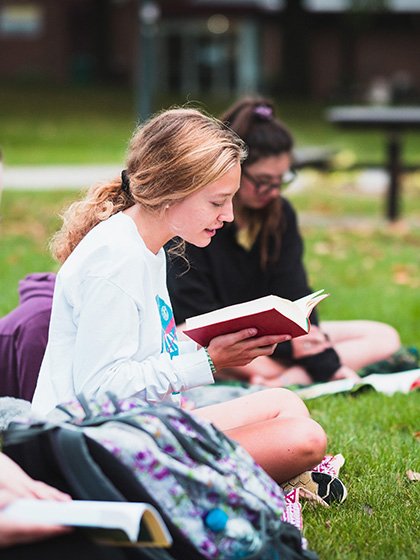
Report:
255,199,273,208
184,234,213,247
189,240,212,248
244,198,272,210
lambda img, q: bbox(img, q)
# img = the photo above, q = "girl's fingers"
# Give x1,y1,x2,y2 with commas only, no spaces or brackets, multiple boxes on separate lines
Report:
0,490,17,510
0,519,72,548
215,328,258,344
251,334,291,347
30,481,72,502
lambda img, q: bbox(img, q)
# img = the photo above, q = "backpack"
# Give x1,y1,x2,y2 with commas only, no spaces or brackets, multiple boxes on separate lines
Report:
3,393,318,560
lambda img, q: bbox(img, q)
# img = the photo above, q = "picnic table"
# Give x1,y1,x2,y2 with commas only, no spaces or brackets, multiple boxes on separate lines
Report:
326,106,420,221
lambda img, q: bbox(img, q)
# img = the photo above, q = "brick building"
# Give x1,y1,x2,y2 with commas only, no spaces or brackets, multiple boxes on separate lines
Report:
1,0,419,101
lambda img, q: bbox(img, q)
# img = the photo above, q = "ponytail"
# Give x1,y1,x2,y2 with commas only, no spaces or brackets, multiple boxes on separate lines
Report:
51,178,133,263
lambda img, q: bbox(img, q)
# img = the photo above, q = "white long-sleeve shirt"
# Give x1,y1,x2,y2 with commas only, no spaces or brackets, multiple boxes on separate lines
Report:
32,212,213,416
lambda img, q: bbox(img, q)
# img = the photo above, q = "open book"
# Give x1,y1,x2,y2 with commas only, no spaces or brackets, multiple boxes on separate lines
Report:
295,369,420,400
3,499,173,548
183,289,329,347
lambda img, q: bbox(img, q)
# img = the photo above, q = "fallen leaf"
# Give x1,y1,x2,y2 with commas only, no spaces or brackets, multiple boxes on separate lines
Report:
363,504,374,516
406,470,420,482
313,242,331,255
392,264,418,287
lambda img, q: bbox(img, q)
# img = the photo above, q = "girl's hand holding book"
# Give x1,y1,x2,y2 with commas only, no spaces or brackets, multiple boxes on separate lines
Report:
207,329,291,370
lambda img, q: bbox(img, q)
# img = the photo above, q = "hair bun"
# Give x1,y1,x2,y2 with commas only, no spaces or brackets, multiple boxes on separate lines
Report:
253,105,273,120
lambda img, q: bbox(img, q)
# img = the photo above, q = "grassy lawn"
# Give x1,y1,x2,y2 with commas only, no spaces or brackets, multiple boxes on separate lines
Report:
2,84,420,166
0,85,419,559
306,391,419,560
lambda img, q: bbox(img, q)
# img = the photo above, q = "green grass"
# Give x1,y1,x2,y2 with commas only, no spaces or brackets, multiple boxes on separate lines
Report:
0,85,135,165
306,392,419,560
0,190,74,311
288,173,420,347
2,84,420,166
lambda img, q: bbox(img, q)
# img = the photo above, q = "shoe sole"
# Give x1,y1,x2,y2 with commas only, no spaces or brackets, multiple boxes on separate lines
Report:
312,472,347,505
282,471,347,505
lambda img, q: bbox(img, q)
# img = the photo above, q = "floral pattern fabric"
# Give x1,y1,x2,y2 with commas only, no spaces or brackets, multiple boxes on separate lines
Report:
59,394,287,559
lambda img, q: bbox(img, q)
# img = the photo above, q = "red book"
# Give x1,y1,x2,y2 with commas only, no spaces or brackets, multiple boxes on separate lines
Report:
183,290,329,347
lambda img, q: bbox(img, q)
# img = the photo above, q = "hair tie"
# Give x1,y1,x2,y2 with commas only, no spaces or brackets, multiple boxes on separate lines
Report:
253,105,273,120
121,169,130,194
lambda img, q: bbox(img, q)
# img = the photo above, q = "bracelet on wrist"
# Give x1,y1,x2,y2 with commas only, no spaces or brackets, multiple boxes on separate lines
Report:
204,347,217,375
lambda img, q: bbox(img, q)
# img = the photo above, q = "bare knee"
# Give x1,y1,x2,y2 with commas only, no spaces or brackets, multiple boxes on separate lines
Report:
377,322,401,355
258,388,311,418
293,417,327,468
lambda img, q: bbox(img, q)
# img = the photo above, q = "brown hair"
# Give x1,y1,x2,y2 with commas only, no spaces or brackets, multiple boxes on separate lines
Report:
51,108,246,263
220,97,294,269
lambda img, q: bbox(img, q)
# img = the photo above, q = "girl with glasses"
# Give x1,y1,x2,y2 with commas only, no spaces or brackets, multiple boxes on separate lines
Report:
167,97,401,388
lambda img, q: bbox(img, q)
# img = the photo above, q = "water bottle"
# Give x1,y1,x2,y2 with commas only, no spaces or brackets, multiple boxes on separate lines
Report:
205,508,263,559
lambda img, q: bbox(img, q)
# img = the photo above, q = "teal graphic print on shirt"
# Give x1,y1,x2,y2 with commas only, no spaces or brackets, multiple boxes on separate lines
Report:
156,295,179,358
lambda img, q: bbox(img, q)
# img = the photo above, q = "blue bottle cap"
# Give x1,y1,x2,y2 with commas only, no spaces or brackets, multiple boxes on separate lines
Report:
204,508,228,532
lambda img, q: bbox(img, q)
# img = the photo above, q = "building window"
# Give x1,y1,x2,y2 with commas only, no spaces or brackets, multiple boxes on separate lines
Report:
0,3,44,38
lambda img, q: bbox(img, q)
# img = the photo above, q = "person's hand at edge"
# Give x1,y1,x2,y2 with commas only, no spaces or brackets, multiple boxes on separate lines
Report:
0,453,73,548
291,326,330,359
0,453,71,501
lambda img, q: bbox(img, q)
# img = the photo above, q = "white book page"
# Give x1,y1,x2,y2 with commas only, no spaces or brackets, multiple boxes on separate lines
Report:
3,500,172,545
186,294,301,329
294,290,329,318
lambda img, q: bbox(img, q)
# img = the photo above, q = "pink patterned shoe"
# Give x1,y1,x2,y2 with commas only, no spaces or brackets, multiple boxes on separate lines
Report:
281,454,347,506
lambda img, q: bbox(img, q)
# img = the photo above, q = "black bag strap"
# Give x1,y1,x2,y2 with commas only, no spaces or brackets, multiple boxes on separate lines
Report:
51,427,125,501
3,421,58,446
3,423,125,500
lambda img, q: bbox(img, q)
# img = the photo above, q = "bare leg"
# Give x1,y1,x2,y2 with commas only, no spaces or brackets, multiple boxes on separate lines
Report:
321,320,401,371
271,365,313,387
194,389,327,483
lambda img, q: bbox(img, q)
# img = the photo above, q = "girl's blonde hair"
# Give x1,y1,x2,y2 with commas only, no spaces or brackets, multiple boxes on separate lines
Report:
52,108,246,263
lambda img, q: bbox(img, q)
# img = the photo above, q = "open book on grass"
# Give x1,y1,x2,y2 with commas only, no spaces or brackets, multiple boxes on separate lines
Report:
3,499,173,548
295,369,420,400
183,289,329,347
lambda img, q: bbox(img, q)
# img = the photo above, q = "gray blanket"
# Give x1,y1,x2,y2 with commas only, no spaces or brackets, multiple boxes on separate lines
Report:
0,397,31,431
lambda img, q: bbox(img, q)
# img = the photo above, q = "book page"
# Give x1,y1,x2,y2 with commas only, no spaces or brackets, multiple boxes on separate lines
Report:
185,294,303,330
3,500,172,547
294,290,329,318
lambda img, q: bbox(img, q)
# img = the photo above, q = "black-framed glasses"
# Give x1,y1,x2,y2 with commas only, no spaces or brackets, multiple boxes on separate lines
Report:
242,167,297,195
